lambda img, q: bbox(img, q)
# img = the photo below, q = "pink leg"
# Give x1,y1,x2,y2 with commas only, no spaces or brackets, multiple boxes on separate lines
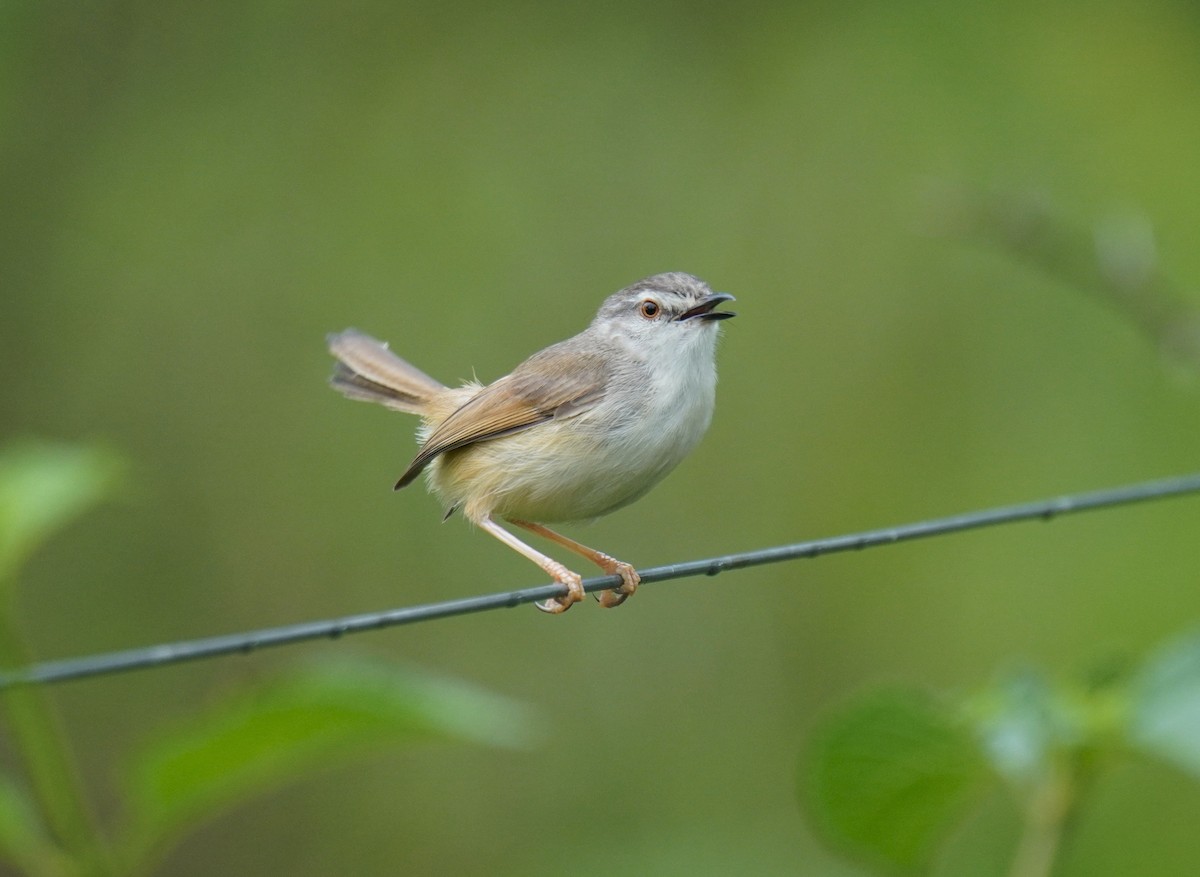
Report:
508,519,639,609
476,516,585,614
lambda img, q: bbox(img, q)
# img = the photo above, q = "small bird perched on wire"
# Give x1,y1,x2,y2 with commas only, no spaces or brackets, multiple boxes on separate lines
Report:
327,271,735,613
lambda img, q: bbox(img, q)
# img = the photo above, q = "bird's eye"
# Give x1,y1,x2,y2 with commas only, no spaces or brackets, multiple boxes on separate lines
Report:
639,300,660,319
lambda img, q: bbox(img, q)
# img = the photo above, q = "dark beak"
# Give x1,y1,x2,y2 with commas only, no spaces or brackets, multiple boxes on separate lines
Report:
676,292,737,322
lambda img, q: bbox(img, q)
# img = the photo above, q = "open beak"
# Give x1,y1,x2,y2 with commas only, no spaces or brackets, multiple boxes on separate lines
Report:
676,292,737,322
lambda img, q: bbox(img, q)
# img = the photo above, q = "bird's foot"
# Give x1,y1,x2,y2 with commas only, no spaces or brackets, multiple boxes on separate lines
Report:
594,559,640,609
534,565,585,614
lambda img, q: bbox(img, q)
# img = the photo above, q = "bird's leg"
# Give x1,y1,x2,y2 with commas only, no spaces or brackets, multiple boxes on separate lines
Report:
508,519,640,608
476,516,585,614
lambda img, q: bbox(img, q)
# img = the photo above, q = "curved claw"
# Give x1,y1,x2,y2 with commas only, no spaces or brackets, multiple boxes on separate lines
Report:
596,561,640,610
535,595,575,614
534,568,585,614
596,588,630,608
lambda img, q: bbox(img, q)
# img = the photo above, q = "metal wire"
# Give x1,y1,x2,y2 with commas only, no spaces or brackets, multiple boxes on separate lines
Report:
3,471,1199,689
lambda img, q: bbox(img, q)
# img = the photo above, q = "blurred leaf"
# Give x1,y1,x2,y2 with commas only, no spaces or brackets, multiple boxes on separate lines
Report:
0,441,124,587
0,772,67,877
969,669,1073,789
119,657,541,870
800,689,988,873
1128,629,1200,778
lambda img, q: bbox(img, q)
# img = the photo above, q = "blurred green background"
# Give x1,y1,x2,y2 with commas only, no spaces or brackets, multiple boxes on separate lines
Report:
3,1,1200,874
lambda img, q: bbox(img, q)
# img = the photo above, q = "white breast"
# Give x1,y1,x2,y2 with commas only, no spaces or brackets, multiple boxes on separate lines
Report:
432,323,722,524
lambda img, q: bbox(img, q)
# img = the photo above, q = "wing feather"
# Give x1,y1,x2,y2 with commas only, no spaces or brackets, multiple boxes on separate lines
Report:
394,346,609,489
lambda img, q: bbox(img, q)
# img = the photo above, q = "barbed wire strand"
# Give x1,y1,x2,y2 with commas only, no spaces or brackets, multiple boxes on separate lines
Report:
3,471,1199,690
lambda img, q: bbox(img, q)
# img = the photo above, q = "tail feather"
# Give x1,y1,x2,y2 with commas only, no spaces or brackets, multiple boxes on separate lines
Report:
327,329,445,414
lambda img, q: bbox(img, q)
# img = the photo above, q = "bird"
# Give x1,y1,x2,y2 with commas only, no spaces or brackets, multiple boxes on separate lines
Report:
327,271,735,613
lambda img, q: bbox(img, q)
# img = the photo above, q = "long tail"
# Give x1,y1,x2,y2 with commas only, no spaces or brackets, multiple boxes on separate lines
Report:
327,329,446,414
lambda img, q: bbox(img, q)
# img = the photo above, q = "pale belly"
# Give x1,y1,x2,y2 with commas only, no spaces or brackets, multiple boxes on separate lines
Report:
429,393,713,523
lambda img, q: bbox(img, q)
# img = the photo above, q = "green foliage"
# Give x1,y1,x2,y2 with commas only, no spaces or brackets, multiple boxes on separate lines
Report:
0,440,541,877
968,669,1089,790
801,690,987,873
1128,629,1200,778
800,631,1200,876
0,440,125,877
0,774,68,877
0,442,124,589
117,656,541,873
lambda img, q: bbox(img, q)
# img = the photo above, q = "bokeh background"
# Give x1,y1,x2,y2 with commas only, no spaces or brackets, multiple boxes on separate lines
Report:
4,1,1200,874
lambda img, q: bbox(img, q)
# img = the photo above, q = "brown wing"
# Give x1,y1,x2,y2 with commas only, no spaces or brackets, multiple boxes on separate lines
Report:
394,346,610,489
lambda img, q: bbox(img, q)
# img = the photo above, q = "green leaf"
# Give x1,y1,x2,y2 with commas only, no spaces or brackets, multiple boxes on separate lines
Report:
800,689,988,873
0,772,68,877
0,441,124,585
119,657,542,871
1128,628,1200,777
969,669,1068,789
